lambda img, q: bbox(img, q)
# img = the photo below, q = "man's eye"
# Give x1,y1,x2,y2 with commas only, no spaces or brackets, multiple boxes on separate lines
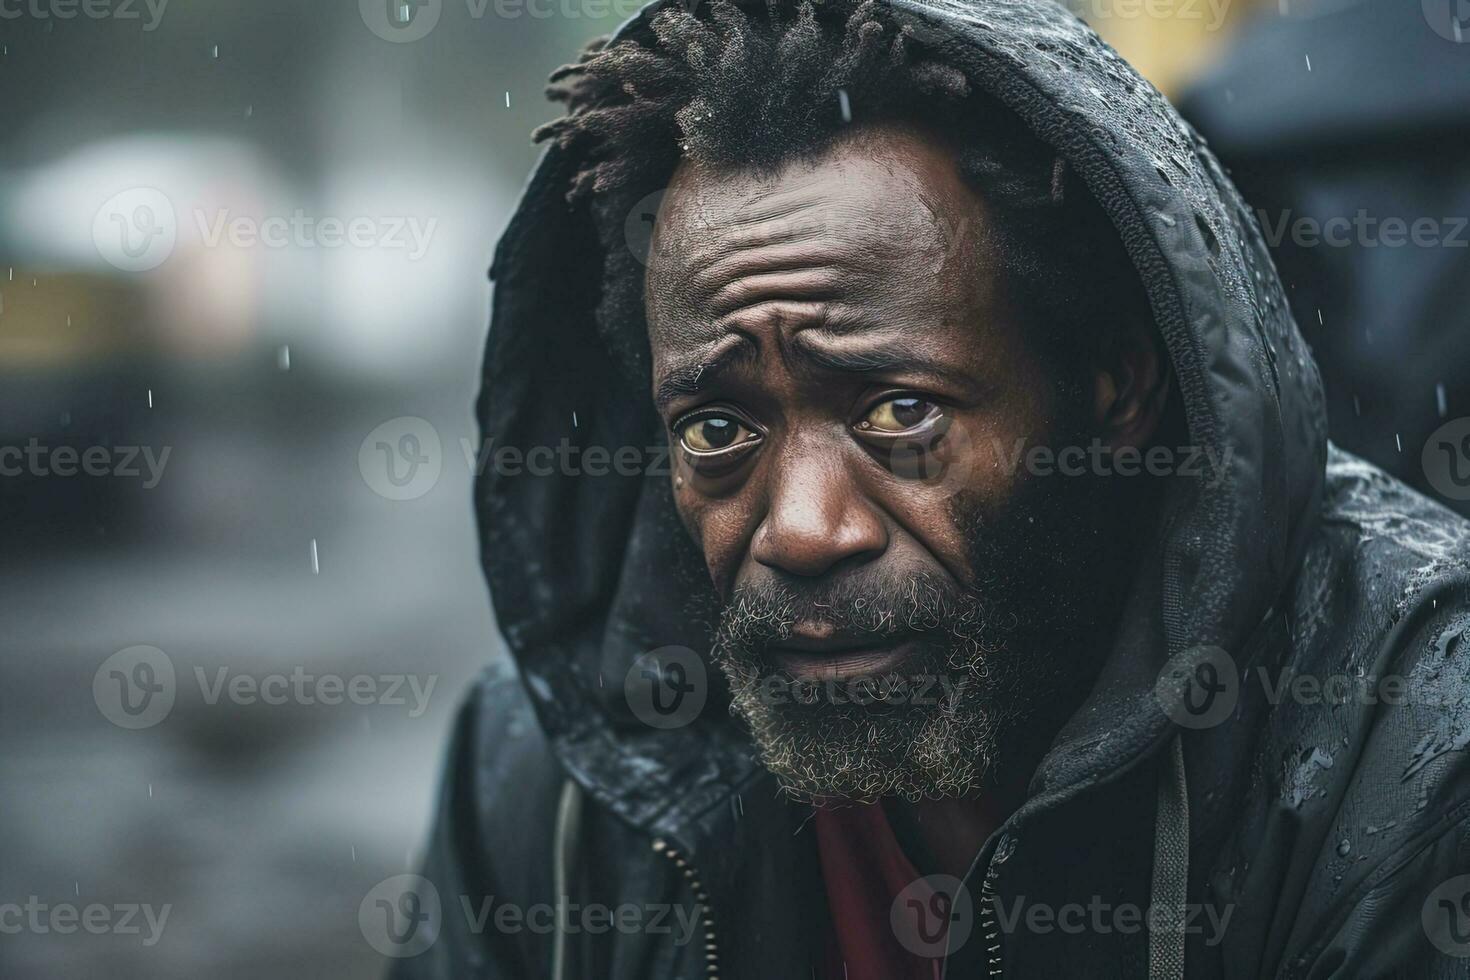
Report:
858,396,940,433
677,414,760,454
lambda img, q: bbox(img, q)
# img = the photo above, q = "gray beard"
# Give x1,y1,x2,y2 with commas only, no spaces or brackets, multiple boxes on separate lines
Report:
711,574,1055,803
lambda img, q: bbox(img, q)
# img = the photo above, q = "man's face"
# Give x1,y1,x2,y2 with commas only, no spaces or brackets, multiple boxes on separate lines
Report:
644,123,1116,801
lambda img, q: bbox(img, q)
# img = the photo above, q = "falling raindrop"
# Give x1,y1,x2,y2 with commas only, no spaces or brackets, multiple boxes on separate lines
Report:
245,105,254,118
147,389,154,409
310,538,320,574
212,44,220,59
278,344,291,371
837,87,852,124
1304,54,1312,71
505,92,511,108
1352,395,1361,417
148,783,154,798
66,314,71,327
1436,382,1447,418
1395,433,1402,453
1316,308,1323,325
572,410,578,428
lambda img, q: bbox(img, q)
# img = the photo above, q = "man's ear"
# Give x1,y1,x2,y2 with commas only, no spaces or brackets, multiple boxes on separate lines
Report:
1090,319,1171,450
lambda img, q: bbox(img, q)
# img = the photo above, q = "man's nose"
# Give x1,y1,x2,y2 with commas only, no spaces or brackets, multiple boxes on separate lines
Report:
749,453,888,578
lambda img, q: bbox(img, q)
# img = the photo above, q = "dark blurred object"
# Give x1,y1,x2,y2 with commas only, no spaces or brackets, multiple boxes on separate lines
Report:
1180,0,1470,515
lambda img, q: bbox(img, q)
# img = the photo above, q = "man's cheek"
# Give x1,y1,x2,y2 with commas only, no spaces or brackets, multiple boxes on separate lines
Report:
673,493,752,596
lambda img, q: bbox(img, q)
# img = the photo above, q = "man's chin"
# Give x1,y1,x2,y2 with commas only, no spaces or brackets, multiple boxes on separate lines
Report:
724,663,1005,803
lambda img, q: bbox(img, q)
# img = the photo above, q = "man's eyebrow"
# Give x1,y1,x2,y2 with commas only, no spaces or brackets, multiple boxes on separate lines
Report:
790,337,977,389
654,335,760,410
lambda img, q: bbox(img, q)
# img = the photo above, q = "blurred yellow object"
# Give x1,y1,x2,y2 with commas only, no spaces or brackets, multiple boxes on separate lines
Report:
0,272,153,368
1078,0,1269,97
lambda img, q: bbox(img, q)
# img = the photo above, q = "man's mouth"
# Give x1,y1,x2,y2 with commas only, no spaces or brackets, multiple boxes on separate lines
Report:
764,624,921,681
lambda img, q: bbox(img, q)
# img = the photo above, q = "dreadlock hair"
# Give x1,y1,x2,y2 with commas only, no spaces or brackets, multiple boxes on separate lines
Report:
533,0,1150,393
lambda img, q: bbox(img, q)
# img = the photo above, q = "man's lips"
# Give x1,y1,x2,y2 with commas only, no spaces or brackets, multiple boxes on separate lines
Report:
764,627,920,681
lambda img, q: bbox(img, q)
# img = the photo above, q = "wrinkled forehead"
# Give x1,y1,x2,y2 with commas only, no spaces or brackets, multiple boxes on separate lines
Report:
642,123,1005,355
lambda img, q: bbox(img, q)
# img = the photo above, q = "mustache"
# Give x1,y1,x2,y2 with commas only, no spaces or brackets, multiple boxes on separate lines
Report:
716,573,1012,655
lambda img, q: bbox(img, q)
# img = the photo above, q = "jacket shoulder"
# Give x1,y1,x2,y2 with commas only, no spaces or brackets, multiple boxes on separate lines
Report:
391,662,567,980
1318,448,1470,596
1257,451,1470,974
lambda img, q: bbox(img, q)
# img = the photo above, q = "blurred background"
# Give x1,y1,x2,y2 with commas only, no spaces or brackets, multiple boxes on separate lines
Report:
0,0,1464,977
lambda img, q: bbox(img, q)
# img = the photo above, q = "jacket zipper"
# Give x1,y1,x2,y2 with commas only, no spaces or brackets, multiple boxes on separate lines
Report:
652,837,720,978
976,852,1003,977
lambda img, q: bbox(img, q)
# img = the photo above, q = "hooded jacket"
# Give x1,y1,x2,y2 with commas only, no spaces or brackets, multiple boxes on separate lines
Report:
396,1,1470,976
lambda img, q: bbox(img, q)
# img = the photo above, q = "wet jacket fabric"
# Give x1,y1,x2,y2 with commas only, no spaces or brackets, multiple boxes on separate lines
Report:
397,0,1470,976
1179,0,1470,517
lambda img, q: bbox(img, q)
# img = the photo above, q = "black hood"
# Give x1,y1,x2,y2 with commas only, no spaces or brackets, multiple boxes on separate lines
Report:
476,0,1327,842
